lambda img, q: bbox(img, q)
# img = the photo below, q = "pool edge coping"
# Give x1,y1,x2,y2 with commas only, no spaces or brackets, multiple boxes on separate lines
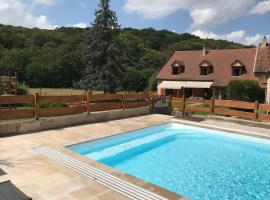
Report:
172,118,270,140
35,144,187,200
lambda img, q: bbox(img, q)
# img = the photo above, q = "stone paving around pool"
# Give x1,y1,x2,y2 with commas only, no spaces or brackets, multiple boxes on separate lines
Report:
0,114,269,200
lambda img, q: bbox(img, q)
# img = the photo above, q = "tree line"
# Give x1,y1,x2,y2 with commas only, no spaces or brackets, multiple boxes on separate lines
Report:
0,22,250,92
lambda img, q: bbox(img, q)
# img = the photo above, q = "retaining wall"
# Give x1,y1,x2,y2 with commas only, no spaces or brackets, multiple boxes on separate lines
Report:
0,107,150,137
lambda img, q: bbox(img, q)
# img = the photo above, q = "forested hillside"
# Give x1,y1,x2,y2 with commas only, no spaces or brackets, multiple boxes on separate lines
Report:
0,24,251,91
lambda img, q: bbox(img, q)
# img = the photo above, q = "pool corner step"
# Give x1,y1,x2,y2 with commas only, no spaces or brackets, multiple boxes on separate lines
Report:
33,146,170,200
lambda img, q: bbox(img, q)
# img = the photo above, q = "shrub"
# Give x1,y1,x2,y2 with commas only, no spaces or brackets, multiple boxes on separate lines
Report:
121,68,148,92
227,80,265,103
16,82,29,95
147,70,159,92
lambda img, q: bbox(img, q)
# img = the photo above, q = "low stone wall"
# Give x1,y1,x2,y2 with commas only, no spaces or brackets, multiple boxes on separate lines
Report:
0,107,150,137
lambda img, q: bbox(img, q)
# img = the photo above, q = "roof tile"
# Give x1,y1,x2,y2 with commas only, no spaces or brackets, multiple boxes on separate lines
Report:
157,48,260,87
254,44,270,73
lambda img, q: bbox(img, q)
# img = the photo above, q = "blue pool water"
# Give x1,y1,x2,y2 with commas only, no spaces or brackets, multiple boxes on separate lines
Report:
67,123,270,200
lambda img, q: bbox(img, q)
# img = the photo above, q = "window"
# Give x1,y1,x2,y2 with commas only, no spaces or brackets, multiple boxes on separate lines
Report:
199,61,213,75
201,67,208,75
232,67,246,76
232,68,241,76
231,60,247,76
172,65,185,75
172,66,179,75
171,61,185,75
179,66,185,73
200,66,213,75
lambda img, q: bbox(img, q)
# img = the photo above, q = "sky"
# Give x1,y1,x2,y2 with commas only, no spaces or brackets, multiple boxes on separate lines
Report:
1,0,270,45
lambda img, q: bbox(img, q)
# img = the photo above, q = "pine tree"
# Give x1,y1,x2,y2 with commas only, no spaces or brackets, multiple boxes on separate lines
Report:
79,0,122,93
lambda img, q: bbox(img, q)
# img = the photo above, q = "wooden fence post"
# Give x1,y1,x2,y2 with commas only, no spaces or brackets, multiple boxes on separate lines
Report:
14,72,17,96
152,94,156,110
122,93,125,110
86,91,91,114
168,95,172,110
148,91,153,108
34,93,40,120
182,96,186,116
211,98,215,114
254,100,259,121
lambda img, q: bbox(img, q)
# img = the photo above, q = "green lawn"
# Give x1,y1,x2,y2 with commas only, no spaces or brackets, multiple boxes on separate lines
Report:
29,88,92,96
28,88,147,96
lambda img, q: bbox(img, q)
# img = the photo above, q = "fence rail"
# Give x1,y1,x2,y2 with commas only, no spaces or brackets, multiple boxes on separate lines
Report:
0,95,34,104
170,96,270,121
1,92,269,122
0,92,153,121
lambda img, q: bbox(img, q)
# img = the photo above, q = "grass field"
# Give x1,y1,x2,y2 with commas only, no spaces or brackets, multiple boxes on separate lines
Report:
29,88,85,96
29,88,139,96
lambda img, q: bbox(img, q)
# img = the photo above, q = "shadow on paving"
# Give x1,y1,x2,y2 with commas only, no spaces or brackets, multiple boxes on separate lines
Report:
175,115,205,122
0,181,32,200
0,168,6,176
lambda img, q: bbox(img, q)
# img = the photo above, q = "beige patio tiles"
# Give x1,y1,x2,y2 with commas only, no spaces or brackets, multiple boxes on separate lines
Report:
0,114,269,199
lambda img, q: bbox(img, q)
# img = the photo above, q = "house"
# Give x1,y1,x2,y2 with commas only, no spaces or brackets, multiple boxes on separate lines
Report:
156,37,270,103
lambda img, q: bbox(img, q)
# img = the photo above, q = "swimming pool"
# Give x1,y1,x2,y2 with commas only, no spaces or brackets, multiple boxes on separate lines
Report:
67,123,270,200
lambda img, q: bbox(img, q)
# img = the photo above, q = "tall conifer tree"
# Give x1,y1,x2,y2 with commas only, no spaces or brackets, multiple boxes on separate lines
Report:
80,0,122,93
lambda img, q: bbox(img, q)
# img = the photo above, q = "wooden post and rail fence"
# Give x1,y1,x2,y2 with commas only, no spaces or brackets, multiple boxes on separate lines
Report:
168,96,270,121
0,92,154,121
1,92,270,122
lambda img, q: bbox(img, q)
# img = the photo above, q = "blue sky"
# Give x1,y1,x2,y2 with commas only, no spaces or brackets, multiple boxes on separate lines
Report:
1,0,270,45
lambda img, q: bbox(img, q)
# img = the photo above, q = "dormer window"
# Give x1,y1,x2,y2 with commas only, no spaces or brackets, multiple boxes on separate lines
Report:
199,60,213,75
172,61,185,75
231,60,246,76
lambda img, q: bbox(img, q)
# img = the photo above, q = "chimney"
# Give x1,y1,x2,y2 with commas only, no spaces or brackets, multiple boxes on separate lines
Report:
262,36,268,48
202,46,207,56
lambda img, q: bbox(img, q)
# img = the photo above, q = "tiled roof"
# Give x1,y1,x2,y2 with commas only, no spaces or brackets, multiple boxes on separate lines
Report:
254,44,270,73
156,48,260,87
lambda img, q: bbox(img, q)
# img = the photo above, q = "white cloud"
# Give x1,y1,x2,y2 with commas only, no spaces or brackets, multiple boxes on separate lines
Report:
33,0,63,6
250,0,270,15
124,0,181,19
190,8,217,29
36,15,56,29
71,22,87,28
0,0,56,29
192,29,270,45
124,0,257,30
